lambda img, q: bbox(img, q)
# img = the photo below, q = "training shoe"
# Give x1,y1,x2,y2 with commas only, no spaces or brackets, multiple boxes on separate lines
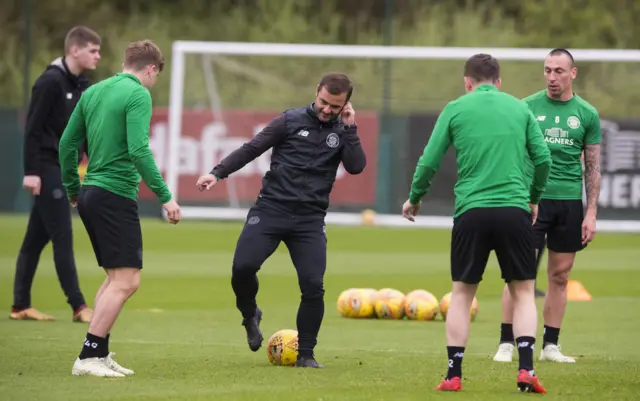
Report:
295,356,324,368
242,307,263,352
10,307,55,321
539,344,576,363
517,369,547,393
104,352,134,375
72,357,124,377
493,342,515,362
72,306,93,323
435,377,462,391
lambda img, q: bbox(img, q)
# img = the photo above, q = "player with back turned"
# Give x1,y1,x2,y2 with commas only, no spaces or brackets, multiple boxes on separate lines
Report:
493,48,602,364
196,73,366,368
59,40,181,377
402,54,551,393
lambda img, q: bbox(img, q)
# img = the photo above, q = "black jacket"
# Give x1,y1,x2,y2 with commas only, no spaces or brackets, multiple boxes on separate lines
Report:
23,57,91,176
211,104,367,215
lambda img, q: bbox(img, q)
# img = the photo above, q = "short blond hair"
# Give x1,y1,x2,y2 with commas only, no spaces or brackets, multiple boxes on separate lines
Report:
64,26,101,53
123,40,165,72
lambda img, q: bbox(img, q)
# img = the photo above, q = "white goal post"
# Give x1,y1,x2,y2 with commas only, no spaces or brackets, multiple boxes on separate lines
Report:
166,41,640,232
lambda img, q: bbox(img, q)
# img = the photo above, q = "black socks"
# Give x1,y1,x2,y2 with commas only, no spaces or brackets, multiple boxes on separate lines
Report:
446,346,465,379
500,323,514,344
516,336,536,374
79,332,108,360
543,325,560,347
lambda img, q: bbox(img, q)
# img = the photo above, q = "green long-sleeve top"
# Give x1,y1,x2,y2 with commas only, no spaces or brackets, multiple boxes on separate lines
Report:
59,73,172,204
409,84,552,218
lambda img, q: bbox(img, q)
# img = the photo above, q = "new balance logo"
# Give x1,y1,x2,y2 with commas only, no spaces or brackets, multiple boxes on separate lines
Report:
537,116,546,121
297,130,309,137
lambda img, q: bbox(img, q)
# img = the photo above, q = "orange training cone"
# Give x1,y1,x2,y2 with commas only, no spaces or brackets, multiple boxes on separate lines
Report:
566,280,592,301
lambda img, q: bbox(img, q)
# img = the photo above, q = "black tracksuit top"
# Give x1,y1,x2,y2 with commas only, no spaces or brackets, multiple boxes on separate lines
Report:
211,104,367,215
23,57,90,176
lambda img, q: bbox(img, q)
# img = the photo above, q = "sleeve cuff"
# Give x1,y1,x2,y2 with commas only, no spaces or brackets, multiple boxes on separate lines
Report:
529,192,542,205
409,192,423,205
210,168,224,180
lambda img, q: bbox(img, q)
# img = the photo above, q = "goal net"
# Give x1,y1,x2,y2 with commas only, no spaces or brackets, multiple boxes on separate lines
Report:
160,41,640,232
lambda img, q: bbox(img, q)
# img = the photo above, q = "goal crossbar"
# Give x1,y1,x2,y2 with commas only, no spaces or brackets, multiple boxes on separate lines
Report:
167,41,640,232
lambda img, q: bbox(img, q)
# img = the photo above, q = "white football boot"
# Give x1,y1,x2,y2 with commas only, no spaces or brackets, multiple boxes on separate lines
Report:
492,343,515,362
105,352,135,375
72,357,125,377
539,344,576,363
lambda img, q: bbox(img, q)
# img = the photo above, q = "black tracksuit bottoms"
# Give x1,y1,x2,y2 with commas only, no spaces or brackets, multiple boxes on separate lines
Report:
13,164,86,311
231,200,327,357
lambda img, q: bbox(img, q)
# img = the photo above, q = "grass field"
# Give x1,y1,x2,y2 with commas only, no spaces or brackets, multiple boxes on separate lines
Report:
1,212,639,400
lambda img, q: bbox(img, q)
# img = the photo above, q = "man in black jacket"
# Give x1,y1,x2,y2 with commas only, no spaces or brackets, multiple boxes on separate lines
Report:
11,26,102,323
196,72,366,368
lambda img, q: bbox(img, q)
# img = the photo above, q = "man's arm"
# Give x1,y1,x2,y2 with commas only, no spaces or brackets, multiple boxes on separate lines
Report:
210,114,288,179
584,112,602,216
59,97,87,199
525,109,552,204
126,88,172,204
340,125,366,175
24,77,58,176
408,105,453,205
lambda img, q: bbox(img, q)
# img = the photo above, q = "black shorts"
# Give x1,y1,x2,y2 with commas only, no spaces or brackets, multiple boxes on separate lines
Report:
77,185,143,269
533,199,585,253
451,207,536,284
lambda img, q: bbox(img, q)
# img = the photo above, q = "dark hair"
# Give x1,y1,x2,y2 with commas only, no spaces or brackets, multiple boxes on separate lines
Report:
463,53,500,83
124,40,165,72
64,26,101,53
548,48,575,66
317,73,353,101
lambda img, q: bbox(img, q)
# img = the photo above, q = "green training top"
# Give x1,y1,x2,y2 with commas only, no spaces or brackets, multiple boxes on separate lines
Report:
59,73,172,204
409,84,552,218
523,89,601,200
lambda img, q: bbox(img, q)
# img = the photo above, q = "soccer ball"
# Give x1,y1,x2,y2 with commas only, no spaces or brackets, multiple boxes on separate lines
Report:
267,329,298,366
350,288,377,318
337,288,357,317
404,289,440,321
337,288,377,318
439,292,479,321
406,289,439,304
374,288,406,319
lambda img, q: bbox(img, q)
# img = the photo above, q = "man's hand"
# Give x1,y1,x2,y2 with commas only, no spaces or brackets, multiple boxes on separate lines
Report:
23,175,41,196
196,174,218,192
402,199,421,222
529,203,538,226
341,102,356,125
581,212,596,245
163,199,181,224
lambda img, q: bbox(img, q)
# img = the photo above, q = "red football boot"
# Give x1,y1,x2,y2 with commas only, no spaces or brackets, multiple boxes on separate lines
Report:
517,369,547,393
435,377,462,391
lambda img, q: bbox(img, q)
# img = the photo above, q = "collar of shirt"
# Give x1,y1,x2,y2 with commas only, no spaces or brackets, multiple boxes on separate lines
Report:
117,73,142,85
473,84,499,92
306,103,342,128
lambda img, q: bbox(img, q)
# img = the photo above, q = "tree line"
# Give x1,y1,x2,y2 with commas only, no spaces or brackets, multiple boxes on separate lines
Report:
0,0,637,116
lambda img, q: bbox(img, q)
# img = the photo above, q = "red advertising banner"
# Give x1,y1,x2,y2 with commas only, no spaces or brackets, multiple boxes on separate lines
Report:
129,108,379,206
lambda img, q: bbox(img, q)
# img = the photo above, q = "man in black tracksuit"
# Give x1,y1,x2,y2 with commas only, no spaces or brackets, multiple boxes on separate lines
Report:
197,73,366,368
11,26,102,323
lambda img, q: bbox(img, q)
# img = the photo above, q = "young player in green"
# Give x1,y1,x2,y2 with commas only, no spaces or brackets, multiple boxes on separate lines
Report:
58,40,182,378
493,48,602,364
402,53,551,393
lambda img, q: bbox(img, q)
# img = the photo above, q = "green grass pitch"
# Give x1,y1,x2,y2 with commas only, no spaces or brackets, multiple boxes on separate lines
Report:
1,213,639,400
